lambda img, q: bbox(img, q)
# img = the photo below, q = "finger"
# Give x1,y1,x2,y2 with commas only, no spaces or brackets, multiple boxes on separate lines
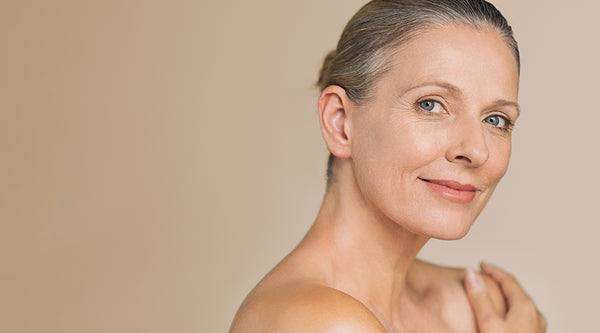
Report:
480,262,528,308
464,270,498,328
479,273,508,315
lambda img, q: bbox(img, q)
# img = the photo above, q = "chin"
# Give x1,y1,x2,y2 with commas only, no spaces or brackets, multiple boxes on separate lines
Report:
431,200,488,240
410,210,479,241
430,224,472,240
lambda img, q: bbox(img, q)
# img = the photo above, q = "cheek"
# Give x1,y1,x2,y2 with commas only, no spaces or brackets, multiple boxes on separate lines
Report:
390,117,447,154
486,138,512,183
351,119,449,197
353,118,450,177
391,122,450,170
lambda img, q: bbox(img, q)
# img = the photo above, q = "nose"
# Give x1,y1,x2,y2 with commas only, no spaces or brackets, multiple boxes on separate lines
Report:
445,117,489,168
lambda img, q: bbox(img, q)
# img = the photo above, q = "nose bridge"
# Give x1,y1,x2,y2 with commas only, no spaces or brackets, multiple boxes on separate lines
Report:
447,113,489,167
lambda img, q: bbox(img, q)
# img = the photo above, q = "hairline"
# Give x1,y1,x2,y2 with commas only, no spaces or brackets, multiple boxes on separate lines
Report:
346,21,520,106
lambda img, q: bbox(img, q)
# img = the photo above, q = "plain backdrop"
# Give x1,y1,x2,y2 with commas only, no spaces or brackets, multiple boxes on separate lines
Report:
1,0,599,332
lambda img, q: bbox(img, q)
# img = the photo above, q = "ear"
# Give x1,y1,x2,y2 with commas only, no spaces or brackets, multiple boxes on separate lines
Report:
318,85,352,159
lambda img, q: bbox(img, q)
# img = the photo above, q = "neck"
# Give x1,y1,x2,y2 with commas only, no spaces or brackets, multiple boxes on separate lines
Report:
300,168,430,322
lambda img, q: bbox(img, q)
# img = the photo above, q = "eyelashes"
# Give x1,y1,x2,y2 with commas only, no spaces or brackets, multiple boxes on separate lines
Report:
415,98,515,133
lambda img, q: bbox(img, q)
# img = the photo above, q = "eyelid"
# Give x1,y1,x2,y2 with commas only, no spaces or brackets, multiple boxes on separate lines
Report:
418,95,447,105
488,107,517,123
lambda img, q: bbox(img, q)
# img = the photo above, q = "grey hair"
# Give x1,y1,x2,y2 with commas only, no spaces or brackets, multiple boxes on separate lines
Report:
317,0,520,186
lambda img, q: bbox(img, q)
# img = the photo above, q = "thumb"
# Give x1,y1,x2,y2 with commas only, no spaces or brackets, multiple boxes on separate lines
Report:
465,269,498,329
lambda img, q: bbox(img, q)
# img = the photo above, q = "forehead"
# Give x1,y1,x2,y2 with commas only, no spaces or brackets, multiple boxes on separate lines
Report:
376,25,519,102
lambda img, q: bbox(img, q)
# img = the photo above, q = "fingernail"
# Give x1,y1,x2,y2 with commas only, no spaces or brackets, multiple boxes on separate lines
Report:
466,269,483,289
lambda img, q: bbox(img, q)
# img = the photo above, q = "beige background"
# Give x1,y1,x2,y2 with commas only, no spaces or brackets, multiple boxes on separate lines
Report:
1,0,598,332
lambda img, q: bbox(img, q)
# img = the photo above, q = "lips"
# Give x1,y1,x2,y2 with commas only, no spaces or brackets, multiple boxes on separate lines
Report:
420,179,477,191
419,178,477,203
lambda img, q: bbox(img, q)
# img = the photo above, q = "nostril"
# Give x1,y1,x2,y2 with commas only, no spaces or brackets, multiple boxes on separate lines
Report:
455,155,472,163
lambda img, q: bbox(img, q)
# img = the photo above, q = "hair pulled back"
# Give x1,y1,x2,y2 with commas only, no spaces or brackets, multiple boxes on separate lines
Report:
317,0,519,185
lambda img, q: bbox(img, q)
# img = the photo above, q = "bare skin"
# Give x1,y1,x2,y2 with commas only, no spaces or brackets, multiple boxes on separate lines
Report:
230,25,545,333
230,187,506,333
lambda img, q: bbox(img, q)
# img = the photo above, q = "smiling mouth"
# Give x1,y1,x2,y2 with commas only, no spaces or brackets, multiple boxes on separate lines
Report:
419,178,477,191
418,178,477,203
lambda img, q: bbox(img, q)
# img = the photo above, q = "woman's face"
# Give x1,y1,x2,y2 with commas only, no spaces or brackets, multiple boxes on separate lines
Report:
349,25,520,240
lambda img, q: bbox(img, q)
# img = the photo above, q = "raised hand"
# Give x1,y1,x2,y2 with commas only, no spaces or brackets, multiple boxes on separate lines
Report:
465,263,546,333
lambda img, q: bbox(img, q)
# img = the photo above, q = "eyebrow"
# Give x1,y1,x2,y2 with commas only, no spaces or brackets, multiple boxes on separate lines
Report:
404,80,463,96
489,100,521,118
403,80,521,117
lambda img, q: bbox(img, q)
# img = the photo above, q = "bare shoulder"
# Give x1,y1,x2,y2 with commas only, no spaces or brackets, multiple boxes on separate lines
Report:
412,259,505,308
230,282,387,333
410,259,507,332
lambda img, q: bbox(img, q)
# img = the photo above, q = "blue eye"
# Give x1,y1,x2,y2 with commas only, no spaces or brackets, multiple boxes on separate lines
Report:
419,100,443,113
483,115,507,128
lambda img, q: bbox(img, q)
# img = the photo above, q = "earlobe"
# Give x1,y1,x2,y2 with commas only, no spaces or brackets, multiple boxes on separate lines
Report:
318,86,352,159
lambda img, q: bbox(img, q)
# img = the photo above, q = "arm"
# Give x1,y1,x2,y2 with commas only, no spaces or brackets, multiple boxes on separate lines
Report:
465,263,546,333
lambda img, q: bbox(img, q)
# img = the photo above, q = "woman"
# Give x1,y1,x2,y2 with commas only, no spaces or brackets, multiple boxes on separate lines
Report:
230,0,546,332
